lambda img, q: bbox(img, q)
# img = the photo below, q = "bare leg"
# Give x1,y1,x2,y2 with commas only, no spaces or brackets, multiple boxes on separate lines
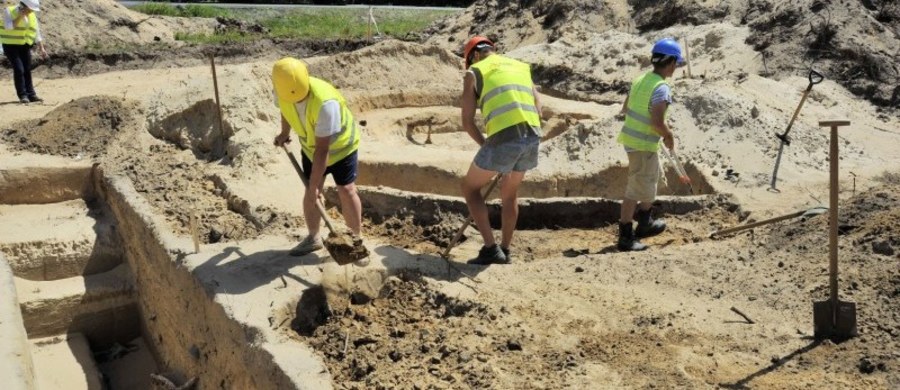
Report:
303,180,327,238
499,171,525,248
337,183,363,235
620,199,638,224
461,162,499,247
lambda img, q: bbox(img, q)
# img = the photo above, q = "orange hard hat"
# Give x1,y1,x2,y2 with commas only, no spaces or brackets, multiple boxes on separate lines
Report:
463,36,494,69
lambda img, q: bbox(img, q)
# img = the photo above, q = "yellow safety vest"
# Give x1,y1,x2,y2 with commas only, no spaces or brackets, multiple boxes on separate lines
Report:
470,54,541,137
279,77,360,166
0,6,38,46
618,71,670,152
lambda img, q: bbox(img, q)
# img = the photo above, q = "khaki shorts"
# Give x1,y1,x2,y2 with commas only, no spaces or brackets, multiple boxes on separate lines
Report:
624,151,661,203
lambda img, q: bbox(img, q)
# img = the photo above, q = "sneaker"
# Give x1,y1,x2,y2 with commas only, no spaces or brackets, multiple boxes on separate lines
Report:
288,235,323,257
27,95,42,103
467,245,509,265
19,97,28,104
501,246,511,262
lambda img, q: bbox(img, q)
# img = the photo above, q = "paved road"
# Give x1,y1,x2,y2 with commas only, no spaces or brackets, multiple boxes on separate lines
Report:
119,1,463,11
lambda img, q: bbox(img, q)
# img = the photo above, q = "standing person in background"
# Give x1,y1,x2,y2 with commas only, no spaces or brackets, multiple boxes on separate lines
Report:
616,38,684,252
2,0,47,104
459,36,543,265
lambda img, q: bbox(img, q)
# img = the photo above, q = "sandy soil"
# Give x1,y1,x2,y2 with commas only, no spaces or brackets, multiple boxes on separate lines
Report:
1,0,899,388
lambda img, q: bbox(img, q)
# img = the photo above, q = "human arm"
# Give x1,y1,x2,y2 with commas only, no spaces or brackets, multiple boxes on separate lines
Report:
616,96,629,120
650,101,674,151
34,21,46,58
461,71,485,146
274,115,292,146
532,85,543,121
305,136,330,203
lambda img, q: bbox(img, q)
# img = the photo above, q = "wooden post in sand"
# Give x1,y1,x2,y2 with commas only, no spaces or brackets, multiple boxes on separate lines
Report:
190,211,200,253
366,6,373,43
210,54,226,137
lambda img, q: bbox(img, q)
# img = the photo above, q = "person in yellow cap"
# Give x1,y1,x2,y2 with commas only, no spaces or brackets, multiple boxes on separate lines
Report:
459,36,543,265
2,0,48,103
271,57,363,257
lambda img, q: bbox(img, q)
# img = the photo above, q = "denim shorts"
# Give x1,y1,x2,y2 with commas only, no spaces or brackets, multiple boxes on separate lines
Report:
473,124,541,173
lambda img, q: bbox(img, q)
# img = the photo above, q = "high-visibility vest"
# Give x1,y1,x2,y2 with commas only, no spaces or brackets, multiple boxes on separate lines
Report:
618,71,670,152
279,77,360,166
0,6,38,46
470,54,541,138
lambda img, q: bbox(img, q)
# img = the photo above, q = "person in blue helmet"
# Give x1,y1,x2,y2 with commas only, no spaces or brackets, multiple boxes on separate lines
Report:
615,38,684,251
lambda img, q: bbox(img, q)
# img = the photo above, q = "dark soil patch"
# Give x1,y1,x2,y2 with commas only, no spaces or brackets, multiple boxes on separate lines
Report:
0,95,141,159
531,63,630,103
292,271,586,389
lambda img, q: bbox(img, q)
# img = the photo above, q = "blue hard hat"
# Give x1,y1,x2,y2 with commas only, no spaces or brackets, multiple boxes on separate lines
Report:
651,38,684,66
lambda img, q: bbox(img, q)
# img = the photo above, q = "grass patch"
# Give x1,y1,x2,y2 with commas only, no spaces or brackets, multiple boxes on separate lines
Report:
166,8,457,44
132,3,232,18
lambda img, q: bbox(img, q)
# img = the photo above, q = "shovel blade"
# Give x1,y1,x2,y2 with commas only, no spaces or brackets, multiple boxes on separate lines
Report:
813,300,857,340
324,232,370,266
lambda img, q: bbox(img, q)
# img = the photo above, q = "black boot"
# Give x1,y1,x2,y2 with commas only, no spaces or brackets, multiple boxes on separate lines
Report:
635,208,666,238
617,222,648,252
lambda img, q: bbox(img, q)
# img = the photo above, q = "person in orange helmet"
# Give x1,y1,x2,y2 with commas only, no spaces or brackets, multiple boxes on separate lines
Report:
459,36,543,265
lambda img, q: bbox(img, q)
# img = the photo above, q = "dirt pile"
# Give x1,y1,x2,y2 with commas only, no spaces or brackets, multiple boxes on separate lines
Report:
308,40,461,99
423,0,630,52
0,95,141,159
425,1,899,107
110,142,304,244
743,0,900,108
741,181,900,382
295,272,580,389
38,0,215,50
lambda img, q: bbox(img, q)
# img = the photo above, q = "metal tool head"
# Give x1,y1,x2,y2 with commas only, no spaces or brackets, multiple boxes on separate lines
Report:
813,300,857,340
801,206,828,219
324,232,370,266
775,132,792,145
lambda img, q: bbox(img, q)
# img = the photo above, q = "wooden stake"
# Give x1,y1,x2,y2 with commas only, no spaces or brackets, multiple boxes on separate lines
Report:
190,210,200,254
210,54,226,137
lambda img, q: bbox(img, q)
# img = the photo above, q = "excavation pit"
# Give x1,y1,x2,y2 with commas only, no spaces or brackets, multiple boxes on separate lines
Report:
0,163,156,389
292,272,525,388
0,159,336,389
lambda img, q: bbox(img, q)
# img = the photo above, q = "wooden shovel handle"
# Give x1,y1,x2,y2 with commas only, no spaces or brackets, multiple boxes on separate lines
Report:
441,174,502,258
281,145,339,234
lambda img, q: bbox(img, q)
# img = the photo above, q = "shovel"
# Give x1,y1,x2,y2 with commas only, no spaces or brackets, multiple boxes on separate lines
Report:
813,121,856,340
769,69,825,192
709,206,827,239
660,147,695,195
281,145,369,265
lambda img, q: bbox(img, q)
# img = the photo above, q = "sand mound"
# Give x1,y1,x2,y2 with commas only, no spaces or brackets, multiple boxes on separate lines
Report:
0,95,141,158
743,0,900,108
753,181,900,376
40,0,216,50
425,1,900,108
423,0,630,53
308,40,461,92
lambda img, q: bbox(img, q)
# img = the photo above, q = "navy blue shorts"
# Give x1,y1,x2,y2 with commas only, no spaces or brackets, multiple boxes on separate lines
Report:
301,150,358,186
